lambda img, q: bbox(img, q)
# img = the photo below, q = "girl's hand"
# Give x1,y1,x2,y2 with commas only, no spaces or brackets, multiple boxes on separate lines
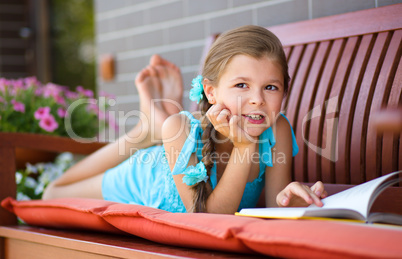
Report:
276,181,328,207
206,104,256,147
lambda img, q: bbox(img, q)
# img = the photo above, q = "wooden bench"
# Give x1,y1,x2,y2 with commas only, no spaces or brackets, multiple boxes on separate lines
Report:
268,3,402,214
1,4,401,258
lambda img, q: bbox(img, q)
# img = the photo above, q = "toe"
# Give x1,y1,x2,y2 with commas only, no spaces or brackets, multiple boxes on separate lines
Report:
150,54,162,66
135,67,151,84
148,65,158,77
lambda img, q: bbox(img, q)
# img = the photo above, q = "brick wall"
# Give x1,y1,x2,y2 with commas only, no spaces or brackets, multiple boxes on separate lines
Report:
94,0,401,138
0,0,51,82
0,0,30,79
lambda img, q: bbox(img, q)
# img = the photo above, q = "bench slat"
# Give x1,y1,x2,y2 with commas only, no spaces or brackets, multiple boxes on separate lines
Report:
381,31,402,185
335,34,372,184
394,57,402,183
309,39,344,183
321,38,353,184
296,42,331,182
269,4,402,47
305,41,333,182
331,37,361,184
282,44,304,114
367,30,402,181
289,43,318,182
350,32,389,183
0,226,250,259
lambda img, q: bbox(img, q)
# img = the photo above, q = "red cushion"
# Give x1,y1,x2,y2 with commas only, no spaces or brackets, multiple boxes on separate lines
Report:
1,197,122,234
2,197,402,258
237,219,402,258
100,203,257,253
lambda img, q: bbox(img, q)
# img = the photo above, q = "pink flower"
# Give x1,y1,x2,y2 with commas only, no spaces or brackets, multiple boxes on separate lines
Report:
24,77,40,88
0,96,4,103
76,86,94,98
34,87,43,96
84,89,94,97
12,79,24,90
55,95,66,105
0,78,10,92
87,99,99,113
34,107,51,120
57,107,67,118
11,100,25,113
65,90,79,99
39,114,58,132
43,83,62,99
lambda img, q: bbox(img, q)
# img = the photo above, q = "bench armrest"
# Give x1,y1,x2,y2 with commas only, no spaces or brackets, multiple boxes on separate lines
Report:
0,132,106,225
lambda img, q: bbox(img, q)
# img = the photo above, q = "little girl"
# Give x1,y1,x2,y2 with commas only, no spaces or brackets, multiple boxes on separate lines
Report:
43,25,327,214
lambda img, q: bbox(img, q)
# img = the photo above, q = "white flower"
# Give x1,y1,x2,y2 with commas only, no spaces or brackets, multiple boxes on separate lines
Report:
17,192,31,201
36,163,45,172
35,183,44,196
15,172,22,184
26,163,38,174
56,152,73,166
24,176,37,189
16,152,76,199
39,164,63,185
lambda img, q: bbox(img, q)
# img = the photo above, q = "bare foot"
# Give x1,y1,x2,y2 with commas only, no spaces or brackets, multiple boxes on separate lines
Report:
135,66,169,141
150,54,183,115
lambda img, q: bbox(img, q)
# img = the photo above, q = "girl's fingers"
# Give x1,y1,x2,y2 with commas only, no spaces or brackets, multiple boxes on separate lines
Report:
205,104,217,121
277,183,310,206
216,108,230,123
293,184,316,205
310,181,323,196
206,104,233,138
207,104,227,122
278,182,324,207
309,191,323,207
214,109,231,135
276,190,290,206
299,183,323,206
229,115,240,139
310,181,327,198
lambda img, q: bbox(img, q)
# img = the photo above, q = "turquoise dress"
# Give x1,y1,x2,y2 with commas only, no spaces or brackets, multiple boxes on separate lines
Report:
102,111,298,213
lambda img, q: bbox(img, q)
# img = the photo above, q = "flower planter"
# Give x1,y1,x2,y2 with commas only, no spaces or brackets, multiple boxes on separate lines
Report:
0,77,115,147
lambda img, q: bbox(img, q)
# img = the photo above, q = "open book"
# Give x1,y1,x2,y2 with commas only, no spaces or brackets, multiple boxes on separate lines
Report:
236,171,402,225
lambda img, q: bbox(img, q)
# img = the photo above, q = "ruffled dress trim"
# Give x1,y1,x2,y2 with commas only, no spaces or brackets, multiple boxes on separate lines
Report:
171,111,203,176
159,111,202,213
160,149,187,213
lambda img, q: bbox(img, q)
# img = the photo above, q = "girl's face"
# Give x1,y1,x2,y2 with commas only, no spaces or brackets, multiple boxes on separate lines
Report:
206,54,285,138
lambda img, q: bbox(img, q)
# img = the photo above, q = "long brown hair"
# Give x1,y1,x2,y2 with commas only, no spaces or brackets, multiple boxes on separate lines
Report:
191,25,290,212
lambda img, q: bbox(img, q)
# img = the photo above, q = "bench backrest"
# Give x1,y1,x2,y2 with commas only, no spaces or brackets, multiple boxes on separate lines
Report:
268,4,401,185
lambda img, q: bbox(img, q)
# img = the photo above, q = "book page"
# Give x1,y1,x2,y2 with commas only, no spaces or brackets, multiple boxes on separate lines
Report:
368,212,402,225
237,207,364,220
237,207,309,219
309,171,401,218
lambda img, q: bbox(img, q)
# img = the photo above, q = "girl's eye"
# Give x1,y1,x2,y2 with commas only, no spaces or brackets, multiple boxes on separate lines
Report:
235,83,247,88
265,85,278,91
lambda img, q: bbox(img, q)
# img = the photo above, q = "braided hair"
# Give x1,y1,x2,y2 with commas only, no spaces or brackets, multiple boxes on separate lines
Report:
191,25,290,212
